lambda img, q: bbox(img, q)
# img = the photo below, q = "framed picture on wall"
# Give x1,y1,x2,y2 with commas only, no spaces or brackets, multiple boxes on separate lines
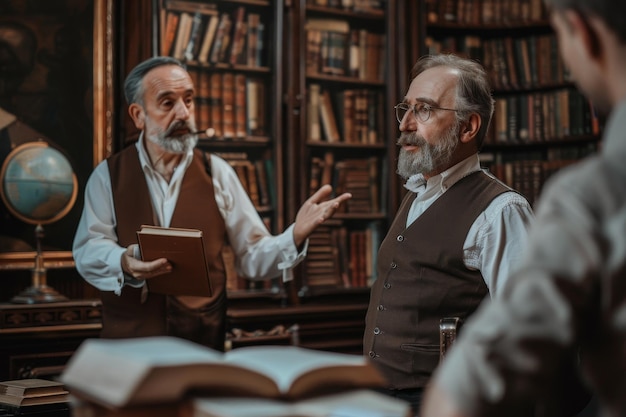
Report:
0,0,113,271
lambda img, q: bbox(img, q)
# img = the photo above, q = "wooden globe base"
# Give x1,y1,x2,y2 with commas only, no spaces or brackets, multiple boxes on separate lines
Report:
11,283,69,304
11,225,69,304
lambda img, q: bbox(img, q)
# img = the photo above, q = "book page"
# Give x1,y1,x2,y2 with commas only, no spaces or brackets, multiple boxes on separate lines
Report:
223,346,384,397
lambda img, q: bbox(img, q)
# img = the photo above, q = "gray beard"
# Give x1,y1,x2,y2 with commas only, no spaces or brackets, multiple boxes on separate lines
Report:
148,132,198,154
146,119,199,154
396,124,460,179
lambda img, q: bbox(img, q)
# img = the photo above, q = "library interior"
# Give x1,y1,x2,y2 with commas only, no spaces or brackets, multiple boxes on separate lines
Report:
0,0,603,416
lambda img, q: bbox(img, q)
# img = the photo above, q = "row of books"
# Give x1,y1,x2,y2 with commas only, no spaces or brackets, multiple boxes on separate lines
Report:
487,88,600,145
305,19,385,82
216,152,273,210
160,0,265,67
304,222,381,289
188,69,267,139
307,84,383,145
426,0,547,25
309,153,381,215
481,147,596,205
306,0,384,14
425,34,568,91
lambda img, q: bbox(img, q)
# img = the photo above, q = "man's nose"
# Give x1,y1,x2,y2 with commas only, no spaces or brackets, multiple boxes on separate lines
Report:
399,112,416,132
174,100,191,119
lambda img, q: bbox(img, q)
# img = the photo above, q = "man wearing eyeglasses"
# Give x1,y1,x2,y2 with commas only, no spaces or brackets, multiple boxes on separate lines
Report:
363,54,534,416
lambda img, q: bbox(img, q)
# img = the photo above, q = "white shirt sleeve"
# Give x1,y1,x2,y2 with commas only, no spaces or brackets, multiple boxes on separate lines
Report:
72,161,128,294
463,192,534,297
210,155,305,282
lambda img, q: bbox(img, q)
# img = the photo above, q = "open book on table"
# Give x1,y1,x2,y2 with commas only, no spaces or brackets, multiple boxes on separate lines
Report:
60,336,386,409
136,225,212,297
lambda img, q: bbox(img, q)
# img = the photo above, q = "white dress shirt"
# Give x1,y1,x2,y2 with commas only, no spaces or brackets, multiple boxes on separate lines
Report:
404,154,534,296
73,136,305,295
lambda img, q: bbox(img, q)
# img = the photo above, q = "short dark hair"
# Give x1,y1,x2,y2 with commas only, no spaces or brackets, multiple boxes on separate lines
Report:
410,54,494,149
544,0,626,44
123,56,186,105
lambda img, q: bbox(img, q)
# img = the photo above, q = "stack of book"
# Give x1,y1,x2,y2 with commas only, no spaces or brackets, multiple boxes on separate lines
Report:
0,379,69,416
60,336,411,417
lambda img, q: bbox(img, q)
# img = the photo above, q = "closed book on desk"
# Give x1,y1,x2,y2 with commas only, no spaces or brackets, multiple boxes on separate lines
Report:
0,392,69,407
136,225,212,297
0,379,66,398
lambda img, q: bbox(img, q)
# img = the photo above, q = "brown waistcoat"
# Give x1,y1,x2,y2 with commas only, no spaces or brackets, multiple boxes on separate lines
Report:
364,171,511,389
100,146,228,349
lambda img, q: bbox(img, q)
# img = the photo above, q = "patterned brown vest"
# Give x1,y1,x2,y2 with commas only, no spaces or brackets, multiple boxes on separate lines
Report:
100,146,228,350
364,171,512,388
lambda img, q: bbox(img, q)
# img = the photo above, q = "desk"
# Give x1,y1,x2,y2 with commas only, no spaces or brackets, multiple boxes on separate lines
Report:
0,300,102,380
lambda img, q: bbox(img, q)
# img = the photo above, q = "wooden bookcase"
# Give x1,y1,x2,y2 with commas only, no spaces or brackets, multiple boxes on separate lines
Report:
404,0,601,206
154,0,286,296
284,0,400,298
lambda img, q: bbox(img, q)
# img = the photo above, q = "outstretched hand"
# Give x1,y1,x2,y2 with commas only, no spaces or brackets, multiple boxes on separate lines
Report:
293,184,352,247
121,244,172,280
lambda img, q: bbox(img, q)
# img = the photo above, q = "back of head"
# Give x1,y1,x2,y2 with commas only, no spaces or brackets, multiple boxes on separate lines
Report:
410,54,494,149
123,56,186,106
544,0,626,44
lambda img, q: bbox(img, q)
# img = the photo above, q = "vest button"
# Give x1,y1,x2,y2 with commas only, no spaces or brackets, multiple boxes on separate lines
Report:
390,262,397,269
374,327,381,335
369,351,376,358
377,304,384,311
384,282,391,289
397,235,404,242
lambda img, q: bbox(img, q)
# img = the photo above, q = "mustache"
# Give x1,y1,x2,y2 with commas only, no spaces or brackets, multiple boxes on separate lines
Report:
165,120,194,137
396,132,427,147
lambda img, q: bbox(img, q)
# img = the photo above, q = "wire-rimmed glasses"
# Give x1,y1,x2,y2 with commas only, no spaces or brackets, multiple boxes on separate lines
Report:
394,102,460,124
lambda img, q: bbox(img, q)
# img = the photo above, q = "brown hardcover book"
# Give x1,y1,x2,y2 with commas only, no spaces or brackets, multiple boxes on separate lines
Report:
61,336,386,409
172,12,193,60
307,84,322,142
1,379,66,398
161,11,180,56
136,225,212,297
197,71,210,130
318,90,340,143
254,159,270,207
209,12,231,64
209,73,223,138
197,14,219,64
246,13,260,67
221,72,235,139
234,74,247,138
228,6,247,66
0,392,69,407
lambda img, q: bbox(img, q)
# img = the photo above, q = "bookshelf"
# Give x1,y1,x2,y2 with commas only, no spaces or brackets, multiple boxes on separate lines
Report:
156,0,284,295
285,0,399,297
405,0,601,206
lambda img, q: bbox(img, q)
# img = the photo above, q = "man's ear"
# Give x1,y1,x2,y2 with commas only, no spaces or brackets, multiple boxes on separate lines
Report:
459,113,481,144
128,103,145,130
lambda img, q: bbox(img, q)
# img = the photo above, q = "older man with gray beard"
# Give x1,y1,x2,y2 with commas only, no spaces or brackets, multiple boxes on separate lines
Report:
363,54,534,417
73,56,351,350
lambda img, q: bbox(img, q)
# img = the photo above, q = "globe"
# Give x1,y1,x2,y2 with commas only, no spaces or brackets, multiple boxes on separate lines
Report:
1,141,77,225
0,140,77,304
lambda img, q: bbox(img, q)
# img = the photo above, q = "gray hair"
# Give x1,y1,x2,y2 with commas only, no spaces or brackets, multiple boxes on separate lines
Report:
123,56,187,105
410,54,494,149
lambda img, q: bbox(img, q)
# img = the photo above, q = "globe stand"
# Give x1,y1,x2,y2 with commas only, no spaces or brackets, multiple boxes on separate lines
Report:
11,224,69,304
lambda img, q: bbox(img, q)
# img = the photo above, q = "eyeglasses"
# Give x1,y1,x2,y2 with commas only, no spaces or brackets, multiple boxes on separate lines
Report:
394,102,460,124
